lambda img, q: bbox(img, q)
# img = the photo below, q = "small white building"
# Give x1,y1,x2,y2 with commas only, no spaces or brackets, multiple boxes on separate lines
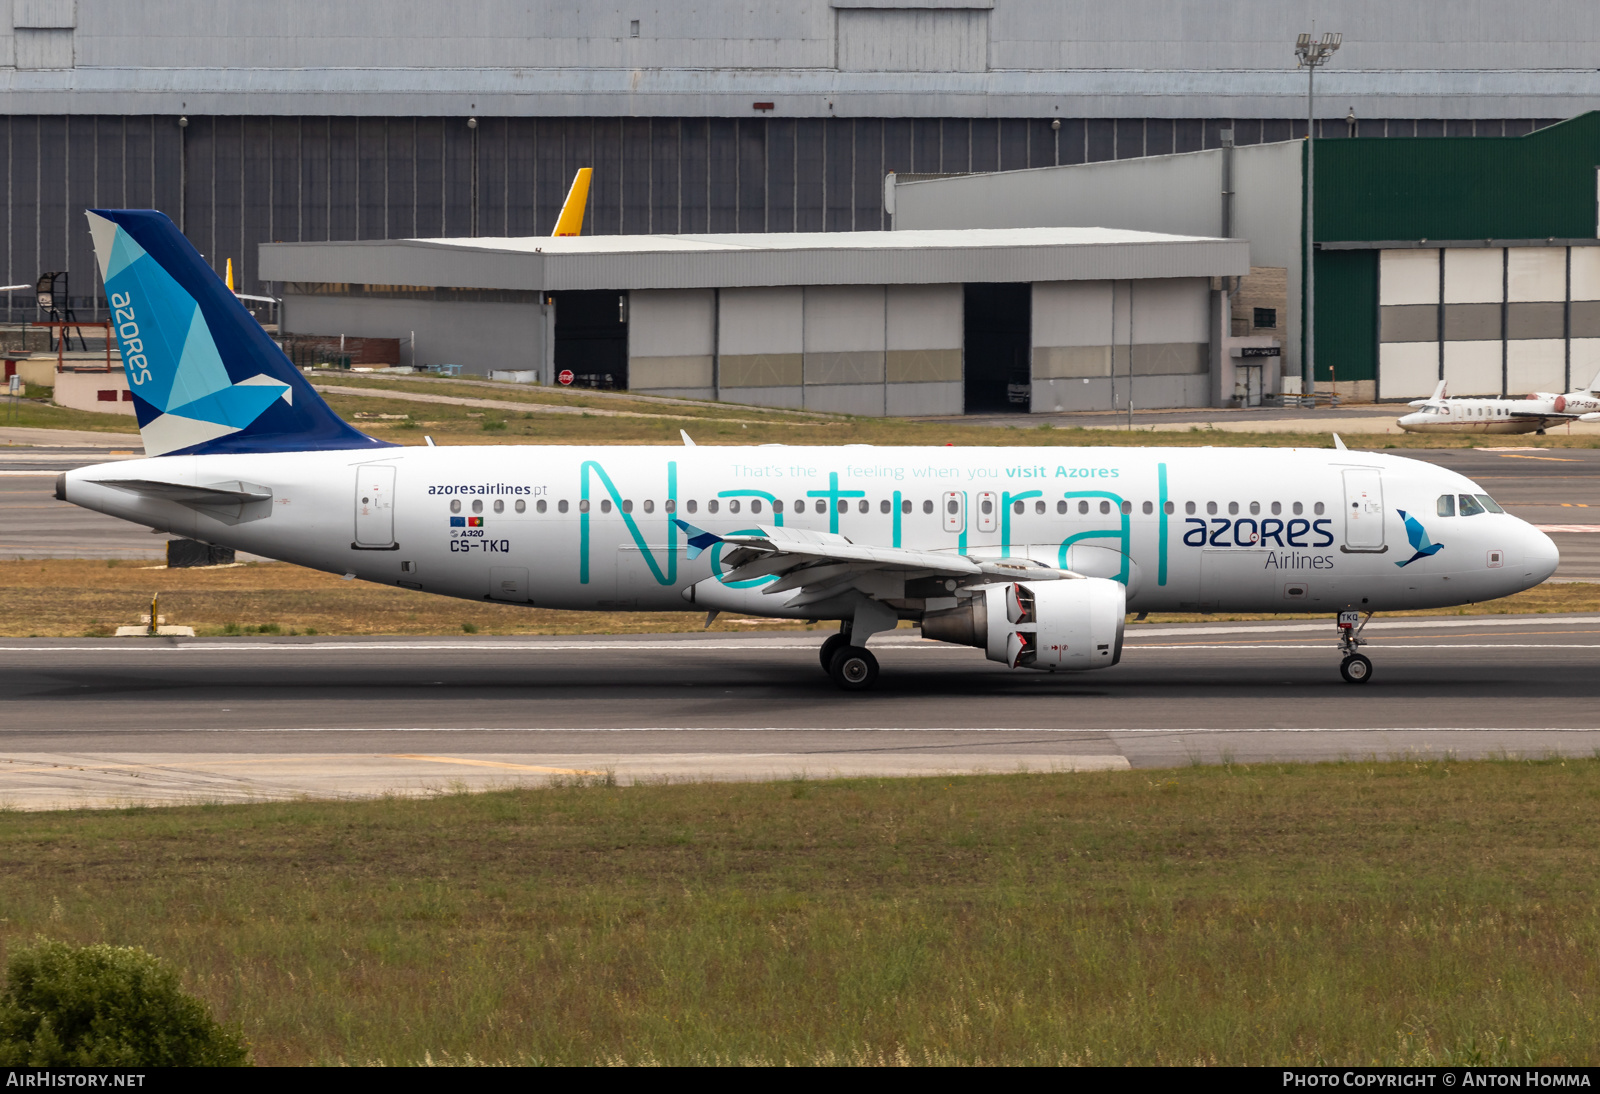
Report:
262,226,1247,416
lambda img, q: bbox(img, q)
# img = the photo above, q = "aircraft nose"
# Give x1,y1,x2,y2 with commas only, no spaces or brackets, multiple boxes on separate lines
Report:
1519,522,1559,585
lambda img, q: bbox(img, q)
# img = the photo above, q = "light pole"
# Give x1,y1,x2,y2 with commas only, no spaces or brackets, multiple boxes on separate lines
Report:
1295,31,1340,398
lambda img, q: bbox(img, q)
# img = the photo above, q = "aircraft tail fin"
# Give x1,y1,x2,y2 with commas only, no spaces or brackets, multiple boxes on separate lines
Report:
552,168,592,237
87,209,395,458
1428,379,1447,403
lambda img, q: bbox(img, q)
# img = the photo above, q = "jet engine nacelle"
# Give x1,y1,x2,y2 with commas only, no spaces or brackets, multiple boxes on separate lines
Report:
921,577,1126,671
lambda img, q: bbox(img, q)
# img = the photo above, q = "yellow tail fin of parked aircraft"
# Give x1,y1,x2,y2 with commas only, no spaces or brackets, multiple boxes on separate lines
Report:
552,168,592,237
225,257,234,292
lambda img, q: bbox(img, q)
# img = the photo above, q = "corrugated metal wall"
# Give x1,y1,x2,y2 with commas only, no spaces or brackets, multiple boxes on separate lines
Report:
0,112,1567,321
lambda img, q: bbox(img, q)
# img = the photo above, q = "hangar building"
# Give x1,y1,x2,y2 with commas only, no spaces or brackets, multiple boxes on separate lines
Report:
262,227,1247,416
894,112,1600,404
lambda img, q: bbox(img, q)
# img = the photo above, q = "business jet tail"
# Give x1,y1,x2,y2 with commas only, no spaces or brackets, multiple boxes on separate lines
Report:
1407,379,1448,408
85,209,393,458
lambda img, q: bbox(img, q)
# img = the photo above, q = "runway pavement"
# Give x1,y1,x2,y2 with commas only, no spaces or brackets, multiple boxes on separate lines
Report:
4,617,1600,808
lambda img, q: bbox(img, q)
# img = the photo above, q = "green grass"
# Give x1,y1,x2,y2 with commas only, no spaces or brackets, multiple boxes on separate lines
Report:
4,760,1599,1065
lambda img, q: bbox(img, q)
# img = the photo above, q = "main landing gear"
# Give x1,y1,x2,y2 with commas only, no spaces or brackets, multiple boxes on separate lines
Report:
819,625,880,691
1336,610,1374,684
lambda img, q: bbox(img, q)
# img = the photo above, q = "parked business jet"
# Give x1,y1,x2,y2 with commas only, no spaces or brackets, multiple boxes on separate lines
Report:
59,210,1559,687
1397,377,1600,435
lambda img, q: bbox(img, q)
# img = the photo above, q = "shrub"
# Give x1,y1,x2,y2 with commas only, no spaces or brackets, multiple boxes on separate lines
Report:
0,940,249,1067
460,621,479,634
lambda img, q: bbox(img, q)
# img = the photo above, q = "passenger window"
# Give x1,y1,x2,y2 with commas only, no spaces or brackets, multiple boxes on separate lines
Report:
1293,501,1303,515
1078,500,1089,515
1227,501,1239,516
1058,500,1068,514
1036,500,1046,515
621,499,633,513
1313,502,1325,516
1099,500,1111,515
601,499,612,514
795,500,806,513
665,499,676,513
817,500,828,514
578,500,590,513
1164,501,1175,515
749,499,761,514
902,500,912,514
1013,500,1024,515
1121,500,1132,514
515,499,526,513
708,499,719,514
558,500,569,514
772,499,783,513
880,499,891,514
1142,501,1153,515
1206,501,1218,515
493,499,504,514
837,500,848,514
1476,494,1504,514
857,499,868,514
1437,494,1456,517
642,499,654,514
1458,494,1486,517
922,500,933,514
947,499,959,515
686,500,697,514
472,499,483,514
980,497,993,515
1270,501,1281,516
533,499,544,513
1248,501,1260,515
1185,501,1196,515
450,499,461,513
728,500,740,514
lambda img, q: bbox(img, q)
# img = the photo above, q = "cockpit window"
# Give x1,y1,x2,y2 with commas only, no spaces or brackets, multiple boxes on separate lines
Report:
1458,494,1486,517
1476,493,1504,514
1436,494,1456,517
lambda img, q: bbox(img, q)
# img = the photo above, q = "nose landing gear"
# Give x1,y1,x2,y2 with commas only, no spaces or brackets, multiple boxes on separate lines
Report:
1337,610,1374,684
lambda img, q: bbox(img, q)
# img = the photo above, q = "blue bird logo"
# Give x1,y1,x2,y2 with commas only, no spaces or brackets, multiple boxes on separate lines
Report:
1395,509,1444,568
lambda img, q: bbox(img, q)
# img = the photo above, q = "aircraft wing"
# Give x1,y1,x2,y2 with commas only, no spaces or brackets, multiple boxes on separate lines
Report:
677,519,1078,608
1507,410,1581,419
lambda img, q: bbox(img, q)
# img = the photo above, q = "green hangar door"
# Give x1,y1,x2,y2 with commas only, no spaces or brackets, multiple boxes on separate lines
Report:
553,290,629,390
963,283,1032,413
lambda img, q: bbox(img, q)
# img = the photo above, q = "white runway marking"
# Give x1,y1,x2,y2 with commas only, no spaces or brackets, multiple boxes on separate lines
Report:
158,725,1600,734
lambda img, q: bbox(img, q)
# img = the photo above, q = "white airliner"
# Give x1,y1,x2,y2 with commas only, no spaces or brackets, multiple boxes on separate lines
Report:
1397,376,1600,435
59,210,1559,687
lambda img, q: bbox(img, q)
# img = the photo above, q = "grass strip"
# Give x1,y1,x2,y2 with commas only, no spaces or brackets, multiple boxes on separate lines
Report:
2,760,1598,1065
0,559,1590,638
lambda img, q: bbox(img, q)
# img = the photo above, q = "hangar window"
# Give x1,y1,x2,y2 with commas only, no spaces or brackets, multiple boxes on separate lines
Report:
1013,500,1024,515
1270,501,1281,515
1292,501,1303,515
1253,307,1277,329
729,500,741,514
1437,494,1456,517
686,500,697,514
1142,501,1153,515
1185,501,1195,515
601,499,612,514
1057,500,1068,514
534,499,544,514
1035,500,1046,515
1206,501,1218,515
750,500,762,514
450,499,461,514
1227,501,1239,516
858,499,869,514
472,499,483,514
902,500,912,514
708,499,720,514
1313,502,1325,516
1248,501,1260,515
578,500,590,513
643,499,654,514
1458,494,1486,517
559,500,569,513
818,499,829,514
1099,500,1111,515
1164,501,1175,515
881,499,891,514
923,500,933,514
1078,500,1089,515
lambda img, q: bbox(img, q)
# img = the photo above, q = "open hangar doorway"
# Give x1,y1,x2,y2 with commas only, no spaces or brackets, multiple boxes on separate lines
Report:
551,290,629,390
963,283,1031,413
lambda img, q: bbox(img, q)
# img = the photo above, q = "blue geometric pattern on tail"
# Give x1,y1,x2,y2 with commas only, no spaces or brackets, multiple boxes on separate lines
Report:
1395,509,1444,568
86,209,394,457
672,518,724,561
